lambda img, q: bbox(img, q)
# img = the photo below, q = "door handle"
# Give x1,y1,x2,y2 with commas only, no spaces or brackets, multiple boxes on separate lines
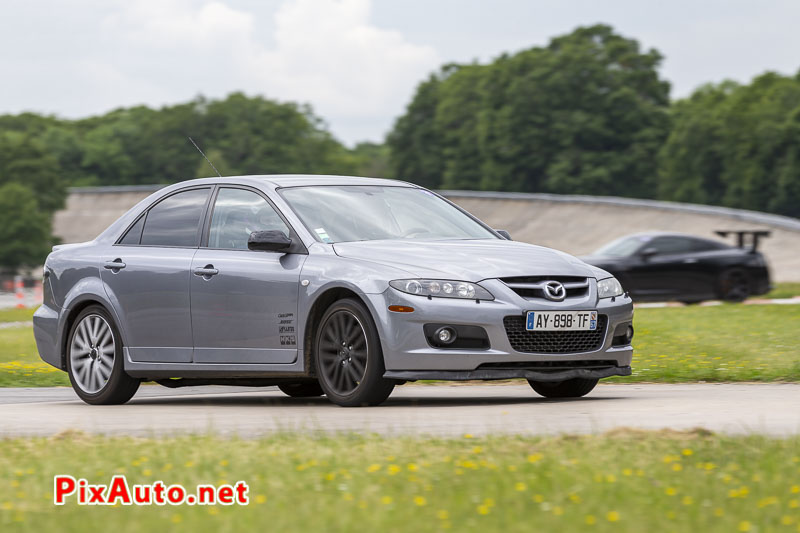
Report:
104,259,126,271
193,265,219,278
683,258,698,264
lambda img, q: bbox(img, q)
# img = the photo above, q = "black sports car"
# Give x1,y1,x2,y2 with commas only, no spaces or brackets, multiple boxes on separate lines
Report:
581,232,771,303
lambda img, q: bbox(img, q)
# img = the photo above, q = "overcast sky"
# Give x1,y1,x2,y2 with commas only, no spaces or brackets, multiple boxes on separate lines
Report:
3,0,800,145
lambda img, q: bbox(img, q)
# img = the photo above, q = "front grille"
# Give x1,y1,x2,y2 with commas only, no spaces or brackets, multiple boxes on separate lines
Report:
501,276,590,300
478,360,618,372
503,314,608,354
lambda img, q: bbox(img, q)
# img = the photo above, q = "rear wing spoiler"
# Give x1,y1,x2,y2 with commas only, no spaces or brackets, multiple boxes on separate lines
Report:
714,230,771,252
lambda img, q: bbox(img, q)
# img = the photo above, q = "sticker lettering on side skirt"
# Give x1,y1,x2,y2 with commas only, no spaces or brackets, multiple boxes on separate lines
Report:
278,313,296,346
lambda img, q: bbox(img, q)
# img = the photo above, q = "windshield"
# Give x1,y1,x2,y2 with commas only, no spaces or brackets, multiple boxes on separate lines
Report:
594,235,652,257
279,185,498,243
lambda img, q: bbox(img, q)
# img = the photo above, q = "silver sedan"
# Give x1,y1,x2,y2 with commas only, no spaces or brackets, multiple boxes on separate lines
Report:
33,175,634,406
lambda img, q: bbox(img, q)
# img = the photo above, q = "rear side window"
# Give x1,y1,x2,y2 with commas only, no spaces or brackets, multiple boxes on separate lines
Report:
690,238,728,252
140,188,210,247
118,215,145,245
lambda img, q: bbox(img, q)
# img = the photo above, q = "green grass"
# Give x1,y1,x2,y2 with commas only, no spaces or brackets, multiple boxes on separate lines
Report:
1,431,798,532
762,282,800,300
0,306,68,387
0,304,797,387
0,307,35,324
611,304,800,382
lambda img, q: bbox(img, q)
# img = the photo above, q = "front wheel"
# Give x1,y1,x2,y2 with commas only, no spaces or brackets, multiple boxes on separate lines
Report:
314,299,395,407
528,378,598,398
66,305,140,405
718,269,750,302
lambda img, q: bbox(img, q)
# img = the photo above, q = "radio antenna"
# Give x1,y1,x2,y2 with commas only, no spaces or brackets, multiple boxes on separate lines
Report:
188,136,222,177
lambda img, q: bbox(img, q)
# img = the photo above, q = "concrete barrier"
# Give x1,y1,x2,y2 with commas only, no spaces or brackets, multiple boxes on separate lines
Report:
444,191,800,282
52,185,164,246
51,186,800,281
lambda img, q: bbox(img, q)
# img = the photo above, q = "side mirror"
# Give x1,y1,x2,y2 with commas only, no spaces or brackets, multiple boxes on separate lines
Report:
640,247,658,260
495,229,512,240
248,230,292,252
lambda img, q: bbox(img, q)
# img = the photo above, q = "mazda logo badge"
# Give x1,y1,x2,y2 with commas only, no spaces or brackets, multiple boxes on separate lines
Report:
543,281,566,301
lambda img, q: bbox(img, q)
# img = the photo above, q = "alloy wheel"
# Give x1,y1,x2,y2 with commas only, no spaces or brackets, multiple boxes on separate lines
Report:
720,270,750,301
317,310,369,396
69,314,115,394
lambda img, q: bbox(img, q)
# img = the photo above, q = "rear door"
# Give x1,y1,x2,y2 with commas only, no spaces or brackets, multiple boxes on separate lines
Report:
189,187,306,364
101,187,211,362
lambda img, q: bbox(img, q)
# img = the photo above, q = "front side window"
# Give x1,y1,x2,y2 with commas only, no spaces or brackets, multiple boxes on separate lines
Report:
140,188,210,247
208,188,290,250
280,186,497,243
649,237,695,255
594,235,653,257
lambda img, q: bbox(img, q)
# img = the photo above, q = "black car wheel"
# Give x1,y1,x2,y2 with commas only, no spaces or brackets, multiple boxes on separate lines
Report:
314,298,395,407
718,269,750,302
66,305,140,405
528,378,598,398
278,381,325,398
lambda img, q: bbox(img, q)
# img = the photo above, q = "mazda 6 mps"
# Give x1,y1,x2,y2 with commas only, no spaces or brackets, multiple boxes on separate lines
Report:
33,175,634,406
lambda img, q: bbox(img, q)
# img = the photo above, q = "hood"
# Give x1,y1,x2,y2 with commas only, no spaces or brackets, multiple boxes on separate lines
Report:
332,239,596,281
579,254,622,266
578,256,620,280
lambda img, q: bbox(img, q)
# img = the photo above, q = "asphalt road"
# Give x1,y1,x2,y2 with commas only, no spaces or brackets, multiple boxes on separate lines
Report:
1,383,798,438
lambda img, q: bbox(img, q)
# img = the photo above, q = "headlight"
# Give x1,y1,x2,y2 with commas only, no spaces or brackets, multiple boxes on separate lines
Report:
597,277,624,299
389,279,494,300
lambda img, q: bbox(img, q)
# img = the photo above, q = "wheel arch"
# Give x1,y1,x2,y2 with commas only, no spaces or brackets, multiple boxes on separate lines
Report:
59,289,122,371
303,286,378,376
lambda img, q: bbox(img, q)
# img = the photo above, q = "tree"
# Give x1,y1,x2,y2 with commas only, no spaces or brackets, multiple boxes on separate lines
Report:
387,70,451,188
194,148,234,178
659,72,800,217
0,132,66,212
0,183,52,271
351,142,392,178
387,25,671,197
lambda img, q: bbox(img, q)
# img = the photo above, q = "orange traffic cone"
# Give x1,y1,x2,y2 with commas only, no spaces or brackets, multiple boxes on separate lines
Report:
14,275,25,309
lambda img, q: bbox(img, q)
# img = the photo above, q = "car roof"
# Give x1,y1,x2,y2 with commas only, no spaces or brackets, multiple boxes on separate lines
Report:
188,174,417,188
625,231,717,241
623,231,736,249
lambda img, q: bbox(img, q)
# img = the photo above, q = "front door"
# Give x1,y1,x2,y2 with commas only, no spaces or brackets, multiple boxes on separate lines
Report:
190,187,306,364
625,236,701,300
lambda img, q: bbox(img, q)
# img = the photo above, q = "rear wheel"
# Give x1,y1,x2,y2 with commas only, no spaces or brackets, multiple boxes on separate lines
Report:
314,298,394,407
278,381,324,398
718,269,750,302
66,305,140,405
528,378,598,398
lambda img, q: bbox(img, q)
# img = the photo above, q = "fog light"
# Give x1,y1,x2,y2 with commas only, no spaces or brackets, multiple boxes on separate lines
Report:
435,327,456,345
626,325,634,343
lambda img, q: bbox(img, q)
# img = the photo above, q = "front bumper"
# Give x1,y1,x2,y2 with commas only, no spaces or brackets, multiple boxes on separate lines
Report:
366,278,634,374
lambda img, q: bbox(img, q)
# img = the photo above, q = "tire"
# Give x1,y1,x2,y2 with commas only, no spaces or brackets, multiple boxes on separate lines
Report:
718,269,750,302
314,298,395,407
528,378,598,398
278,381,325,398
65,305,140,405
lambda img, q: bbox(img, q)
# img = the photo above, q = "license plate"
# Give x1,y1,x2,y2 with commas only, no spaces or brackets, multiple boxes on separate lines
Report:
526,310,597,331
